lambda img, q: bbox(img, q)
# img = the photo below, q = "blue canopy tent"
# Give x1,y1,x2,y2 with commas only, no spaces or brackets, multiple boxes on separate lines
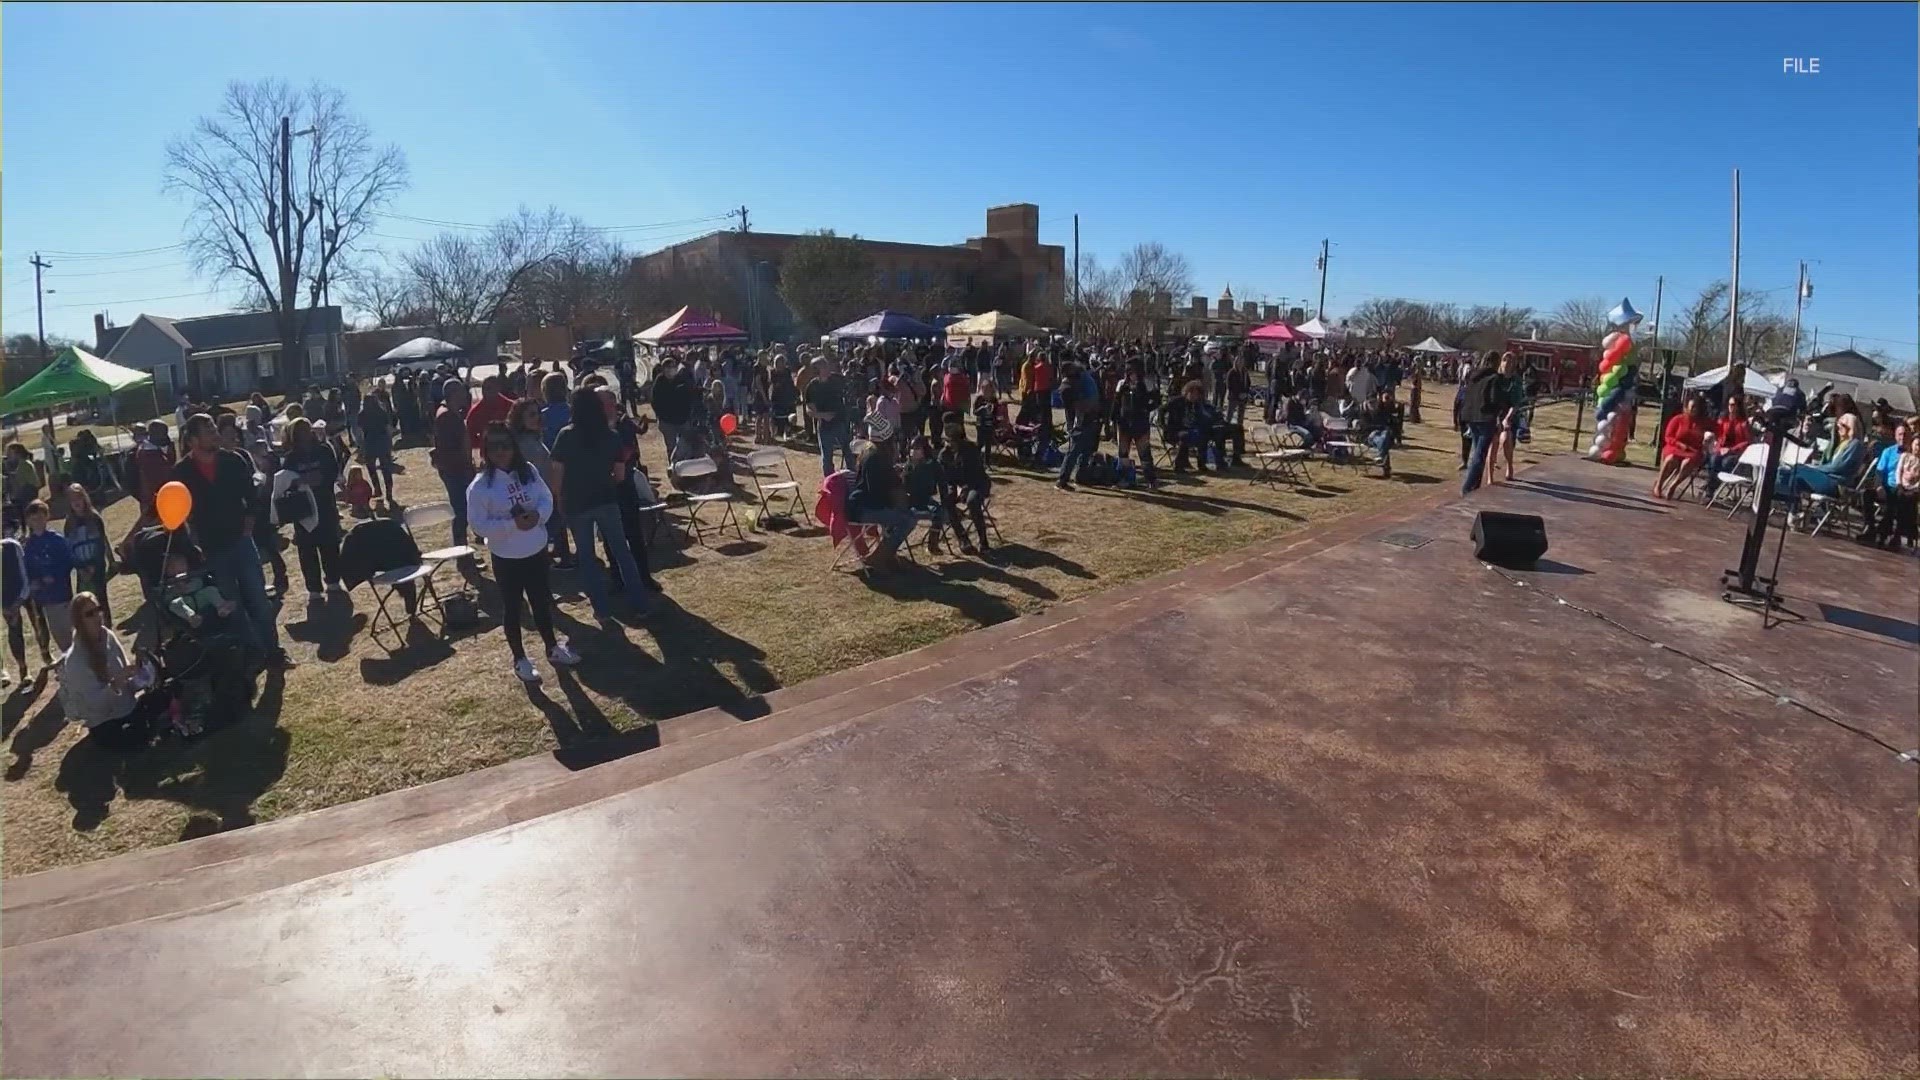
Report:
828,310,942,341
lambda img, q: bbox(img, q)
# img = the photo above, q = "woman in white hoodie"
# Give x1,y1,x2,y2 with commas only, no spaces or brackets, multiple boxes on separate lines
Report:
467,420,579,684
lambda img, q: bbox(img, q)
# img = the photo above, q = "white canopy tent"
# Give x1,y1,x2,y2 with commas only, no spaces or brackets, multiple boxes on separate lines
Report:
1296,316,1346,341
1407,336,1463,354
1684,363,1776,398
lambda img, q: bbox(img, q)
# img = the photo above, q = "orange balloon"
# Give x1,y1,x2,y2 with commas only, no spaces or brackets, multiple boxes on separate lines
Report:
155,480,193,532
718,412,739,436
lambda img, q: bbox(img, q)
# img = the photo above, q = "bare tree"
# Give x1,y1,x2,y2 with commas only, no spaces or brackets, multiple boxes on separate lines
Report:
1549,296,1612,343
399,206,574,350
1348,298,1426,345
1117,242,1195,307
1457,304,1536,353
165,78,407,367
339,262,429,327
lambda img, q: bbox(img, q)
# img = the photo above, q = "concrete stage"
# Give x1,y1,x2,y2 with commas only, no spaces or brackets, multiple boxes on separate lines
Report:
4,456,1916,1078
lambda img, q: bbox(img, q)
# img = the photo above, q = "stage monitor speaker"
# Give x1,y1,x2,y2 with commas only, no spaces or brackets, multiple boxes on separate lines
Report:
1471,511,1549,568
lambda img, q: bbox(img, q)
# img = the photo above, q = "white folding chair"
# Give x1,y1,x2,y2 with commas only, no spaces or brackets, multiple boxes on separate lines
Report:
1254,429,1314,487
668,457,745,544
400,502,476,600
741,447,812,529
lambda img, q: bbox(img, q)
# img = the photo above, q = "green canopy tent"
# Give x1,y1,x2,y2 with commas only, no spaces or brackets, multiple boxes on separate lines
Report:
2,346,156,481
1,345,154,416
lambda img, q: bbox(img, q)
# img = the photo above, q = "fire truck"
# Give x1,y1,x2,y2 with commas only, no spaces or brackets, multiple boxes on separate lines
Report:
1505,337,1599,396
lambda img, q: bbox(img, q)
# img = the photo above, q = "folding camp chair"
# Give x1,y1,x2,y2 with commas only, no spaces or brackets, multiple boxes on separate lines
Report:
342,518,450,652
738,447,812,529
400,502,476,601
668,457,745,544
1253,429,1314,487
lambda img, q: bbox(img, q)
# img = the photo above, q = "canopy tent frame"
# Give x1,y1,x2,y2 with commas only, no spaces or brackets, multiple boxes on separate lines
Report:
1,345,157,482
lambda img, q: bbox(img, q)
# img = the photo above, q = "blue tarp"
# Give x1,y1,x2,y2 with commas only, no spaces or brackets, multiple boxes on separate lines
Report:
827,310,942,340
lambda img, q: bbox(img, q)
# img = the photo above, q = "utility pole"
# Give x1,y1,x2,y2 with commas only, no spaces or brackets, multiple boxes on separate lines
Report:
1071,213,1080,339
277,115,300,380
730,205,751,233
1722,169,1742,391
1315,239,1329,318
30,253,52,363
1787,260,1808,374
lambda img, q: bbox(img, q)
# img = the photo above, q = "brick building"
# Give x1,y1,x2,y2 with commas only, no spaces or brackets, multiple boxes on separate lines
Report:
629,203,1066,343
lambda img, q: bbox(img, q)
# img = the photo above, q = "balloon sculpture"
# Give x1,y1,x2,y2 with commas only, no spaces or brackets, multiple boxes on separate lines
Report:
154,480,193,532
1585,298,1643,464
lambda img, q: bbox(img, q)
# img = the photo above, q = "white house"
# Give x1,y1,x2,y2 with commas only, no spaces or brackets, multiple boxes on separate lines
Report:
94,307,345,400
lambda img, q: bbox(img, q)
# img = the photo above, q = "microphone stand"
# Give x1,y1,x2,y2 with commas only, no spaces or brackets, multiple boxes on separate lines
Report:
1722,416,1811,627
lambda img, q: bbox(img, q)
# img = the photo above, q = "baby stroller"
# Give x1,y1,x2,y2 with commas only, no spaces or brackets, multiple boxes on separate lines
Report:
125,527,257,741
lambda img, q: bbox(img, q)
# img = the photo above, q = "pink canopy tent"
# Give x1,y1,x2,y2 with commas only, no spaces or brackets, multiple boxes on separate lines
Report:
633,305,748,345
1247,322,1309,343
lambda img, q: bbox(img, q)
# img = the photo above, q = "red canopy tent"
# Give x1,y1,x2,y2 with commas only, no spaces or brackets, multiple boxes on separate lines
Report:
1247,322,1311,354
633,306,748,345
1247,322,1309,343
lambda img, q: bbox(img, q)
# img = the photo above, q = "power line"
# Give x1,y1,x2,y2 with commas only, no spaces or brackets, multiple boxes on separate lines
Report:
374,211,730,235
36,242,187,261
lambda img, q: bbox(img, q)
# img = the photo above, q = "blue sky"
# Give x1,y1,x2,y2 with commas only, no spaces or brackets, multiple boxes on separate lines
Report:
5,2,1915,363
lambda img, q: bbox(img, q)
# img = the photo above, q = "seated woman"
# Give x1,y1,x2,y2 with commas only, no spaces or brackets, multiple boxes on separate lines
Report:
60,592,174,749
845,416,914,568
938,420,995,559
1164,381,1231,474
903,436,946,550
1699,395,1754,499
1775,412,1868,510
1654,395,1712,500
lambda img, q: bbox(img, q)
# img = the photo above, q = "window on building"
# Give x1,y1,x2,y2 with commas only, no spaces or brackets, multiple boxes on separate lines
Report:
896,269,912,292
255,353,274,378
307,343,327,376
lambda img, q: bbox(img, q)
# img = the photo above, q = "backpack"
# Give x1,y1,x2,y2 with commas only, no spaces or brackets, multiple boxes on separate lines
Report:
1077,453,1115,487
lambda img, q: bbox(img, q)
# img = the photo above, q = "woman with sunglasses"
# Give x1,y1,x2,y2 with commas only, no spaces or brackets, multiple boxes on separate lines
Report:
60,592,162,748
468,421,579,684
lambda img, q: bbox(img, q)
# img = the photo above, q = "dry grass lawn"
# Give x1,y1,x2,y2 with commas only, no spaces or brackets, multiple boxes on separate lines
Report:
1,392,1629,876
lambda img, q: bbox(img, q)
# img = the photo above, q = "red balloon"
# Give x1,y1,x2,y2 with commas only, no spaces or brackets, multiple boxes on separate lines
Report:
1604,335,1633,365
718,412,738,437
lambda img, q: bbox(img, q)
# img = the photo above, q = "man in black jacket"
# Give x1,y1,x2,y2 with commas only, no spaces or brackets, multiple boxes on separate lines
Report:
650,357,695,457
174,413,291,668
1458,351,1504,495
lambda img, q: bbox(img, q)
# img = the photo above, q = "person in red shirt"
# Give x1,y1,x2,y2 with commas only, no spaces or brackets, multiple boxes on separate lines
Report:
465,375,517,450
1700,394,1755,501
1654,394,1712,500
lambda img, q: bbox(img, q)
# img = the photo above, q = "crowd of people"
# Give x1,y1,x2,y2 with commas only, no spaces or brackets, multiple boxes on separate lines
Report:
1661,384,1920,548
7,326,1912,749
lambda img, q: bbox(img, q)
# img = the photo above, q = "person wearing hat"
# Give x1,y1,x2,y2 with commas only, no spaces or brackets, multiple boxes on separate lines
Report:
846,415,914,567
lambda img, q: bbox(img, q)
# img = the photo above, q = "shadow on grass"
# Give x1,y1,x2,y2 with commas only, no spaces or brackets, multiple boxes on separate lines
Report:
1392,472,1445,486
940,559,1060,602
992,542,1096,580
524,671,623,751
283,595,367,663
52,668,290,837
858,561,1022,628
557,598,781,727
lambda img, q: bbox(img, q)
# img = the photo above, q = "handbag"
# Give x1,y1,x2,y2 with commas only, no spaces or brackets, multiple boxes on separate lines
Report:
273,486,317,529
